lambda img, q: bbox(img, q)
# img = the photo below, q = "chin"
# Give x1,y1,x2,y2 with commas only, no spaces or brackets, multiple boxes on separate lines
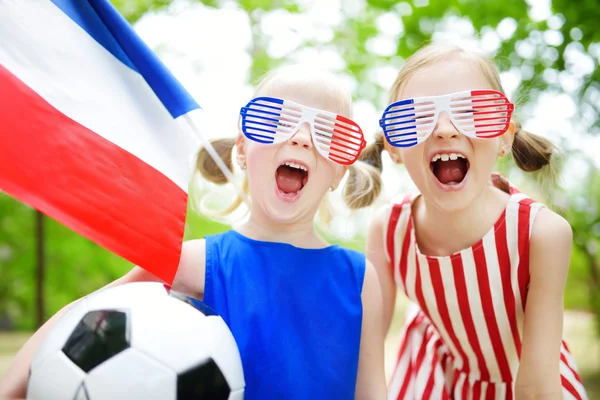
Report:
428,193,476,214
425,173,491,214
262,201,315,225
413,176,466,214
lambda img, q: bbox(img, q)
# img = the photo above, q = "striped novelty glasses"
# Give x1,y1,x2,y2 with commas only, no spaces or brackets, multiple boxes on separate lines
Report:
379,90,514,147
240,97,366,165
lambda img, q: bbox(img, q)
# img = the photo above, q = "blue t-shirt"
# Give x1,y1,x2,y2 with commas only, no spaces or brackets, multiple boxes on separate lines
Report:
203,230,365,400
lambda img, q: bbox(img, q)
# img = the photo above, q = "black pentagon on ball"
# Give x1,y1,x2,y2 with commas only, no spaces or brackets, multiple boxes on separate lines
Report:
165,285,217,316
177,358,230,400
62,310,130,373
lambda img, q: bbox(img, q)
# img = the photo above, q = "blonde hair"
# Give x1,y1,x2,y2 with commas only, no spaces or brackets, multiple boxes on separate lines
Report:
195,64,356,220
343,43,556,209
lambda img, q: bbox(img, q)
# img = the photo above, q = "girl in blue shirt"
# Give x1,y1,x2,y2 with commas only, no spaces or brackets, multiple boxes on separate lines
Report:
1,65,387,399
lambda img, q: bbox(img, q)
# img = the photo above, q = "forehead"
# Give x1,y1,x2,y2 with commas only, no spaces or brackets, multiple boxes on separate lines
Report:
258,79,349,116
399,57,493,100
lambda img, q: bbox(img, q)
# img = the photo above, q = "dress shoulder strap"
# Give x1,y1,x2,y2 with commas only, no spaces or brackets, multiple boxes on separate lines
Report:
383,194,414,266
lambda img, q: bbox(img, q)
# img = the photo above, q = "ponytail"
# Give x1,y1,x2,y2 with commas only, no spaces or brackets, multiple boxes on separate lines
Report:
196,138,236,184
342,130,386,209
194,137,249,218
511,122,555,172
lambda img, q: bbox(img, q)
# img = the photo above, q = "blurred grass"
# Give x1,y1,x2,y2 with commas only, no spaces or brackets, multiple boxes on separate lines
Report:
2,302,599,395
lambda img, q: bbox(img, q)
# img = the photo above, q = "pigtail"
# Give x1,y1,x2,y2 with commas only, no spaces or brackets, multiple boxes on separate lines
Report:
196,138,236,184
510,122,560,197
194,137,250,218
342,130,386,209
511,122,555,172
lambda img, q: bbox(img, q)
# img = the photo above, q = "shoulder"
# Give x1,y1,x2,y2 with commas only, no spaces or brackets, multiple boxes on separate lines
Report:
368,195,413,235
530,207,572,249
529,207,572,279
335,246,365,263
368,204,390,233
171,238,207,299
367,195,414,259
172,230,243,299
204,230,234,245
330,246,367,289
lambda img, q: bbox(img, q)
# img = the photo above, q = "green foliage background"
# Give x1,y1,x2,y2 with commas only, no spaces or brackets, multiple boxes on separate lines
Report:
0,0,598,336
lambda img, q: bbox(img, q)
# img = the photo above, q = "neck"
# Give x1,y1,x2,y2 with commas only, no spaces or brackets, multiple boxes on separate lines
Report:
414,186,508,256
236,206,328,249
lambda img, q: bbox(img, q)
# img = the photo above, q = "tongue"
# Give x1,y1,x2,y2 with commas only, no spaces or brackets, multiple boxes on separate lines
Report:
276,166,304,193
434,160,467,184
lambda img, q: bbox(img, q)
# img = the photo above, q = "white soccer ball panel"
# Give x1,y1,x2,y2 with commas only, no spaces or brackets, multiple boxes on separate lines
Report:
228,388,245,400
83,282,167,311
203,316,245,391
73,383,90,400
31,297,89,369
84,347,176,400
130,296,211,372
27,351,85,400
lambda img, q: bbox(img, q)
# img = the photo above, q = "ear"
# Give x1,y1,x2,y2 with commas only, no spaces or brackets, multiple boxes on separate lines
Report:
383,139,403,165
380,134,403,165
235,134,247,168
329,165,349,191
498,121,516,157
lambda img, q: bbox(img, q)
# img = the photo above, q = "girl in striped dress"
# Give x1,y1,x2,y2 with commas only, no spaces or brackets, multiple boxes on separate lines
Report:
344,43,588,399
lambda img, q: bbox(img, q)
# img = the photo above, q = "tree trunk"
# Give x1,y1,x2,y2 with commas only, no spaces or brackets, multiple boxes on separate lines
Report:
35,210,45,328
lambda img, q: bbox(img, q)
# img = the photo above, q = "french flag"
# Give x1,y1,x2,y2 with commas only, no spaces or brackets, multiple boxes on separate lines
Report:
0,0,214,284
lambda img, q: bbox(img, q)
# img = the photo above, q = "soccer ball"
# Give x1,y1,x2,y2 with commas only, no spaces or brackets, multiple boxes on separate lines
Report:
26,282,245,400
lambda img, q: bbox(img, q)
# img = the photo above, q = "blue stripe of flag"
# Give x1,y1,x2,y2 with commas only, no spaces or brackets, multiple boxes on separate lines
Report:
50,0,200,118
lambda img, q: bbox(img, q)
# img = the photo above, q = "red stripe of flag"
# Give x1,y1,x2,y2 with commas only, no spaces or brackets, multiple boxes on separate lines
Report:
0,65,185,284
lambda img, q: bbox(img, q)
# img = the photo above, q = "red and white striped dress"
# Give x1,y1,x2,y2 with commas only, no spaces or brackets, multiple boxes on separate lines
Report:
385,181,588,400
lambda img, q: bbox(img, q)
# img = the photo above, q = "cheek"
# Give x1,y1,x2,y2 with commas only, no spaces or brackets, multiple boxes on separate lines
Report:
473,140,501,168
245,143,274,166
399,148,424,173
315,161,338,186
245,144,277,188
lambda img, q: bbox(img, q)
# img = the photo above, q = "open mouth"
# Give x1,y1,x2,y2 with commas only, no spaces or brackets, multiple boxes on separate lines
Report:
430,152,469,185
275,161,309,197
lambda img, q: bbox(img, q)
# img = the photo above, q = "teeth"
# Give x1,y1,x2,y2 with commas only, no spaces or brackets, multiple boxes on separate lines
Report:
431,152,466,162
283,161,307,171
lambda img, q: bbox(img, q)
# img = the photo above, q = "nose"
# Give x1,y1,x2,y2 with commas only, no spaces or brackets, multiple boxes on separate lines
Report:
432,112,460,141
288,122,313,150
